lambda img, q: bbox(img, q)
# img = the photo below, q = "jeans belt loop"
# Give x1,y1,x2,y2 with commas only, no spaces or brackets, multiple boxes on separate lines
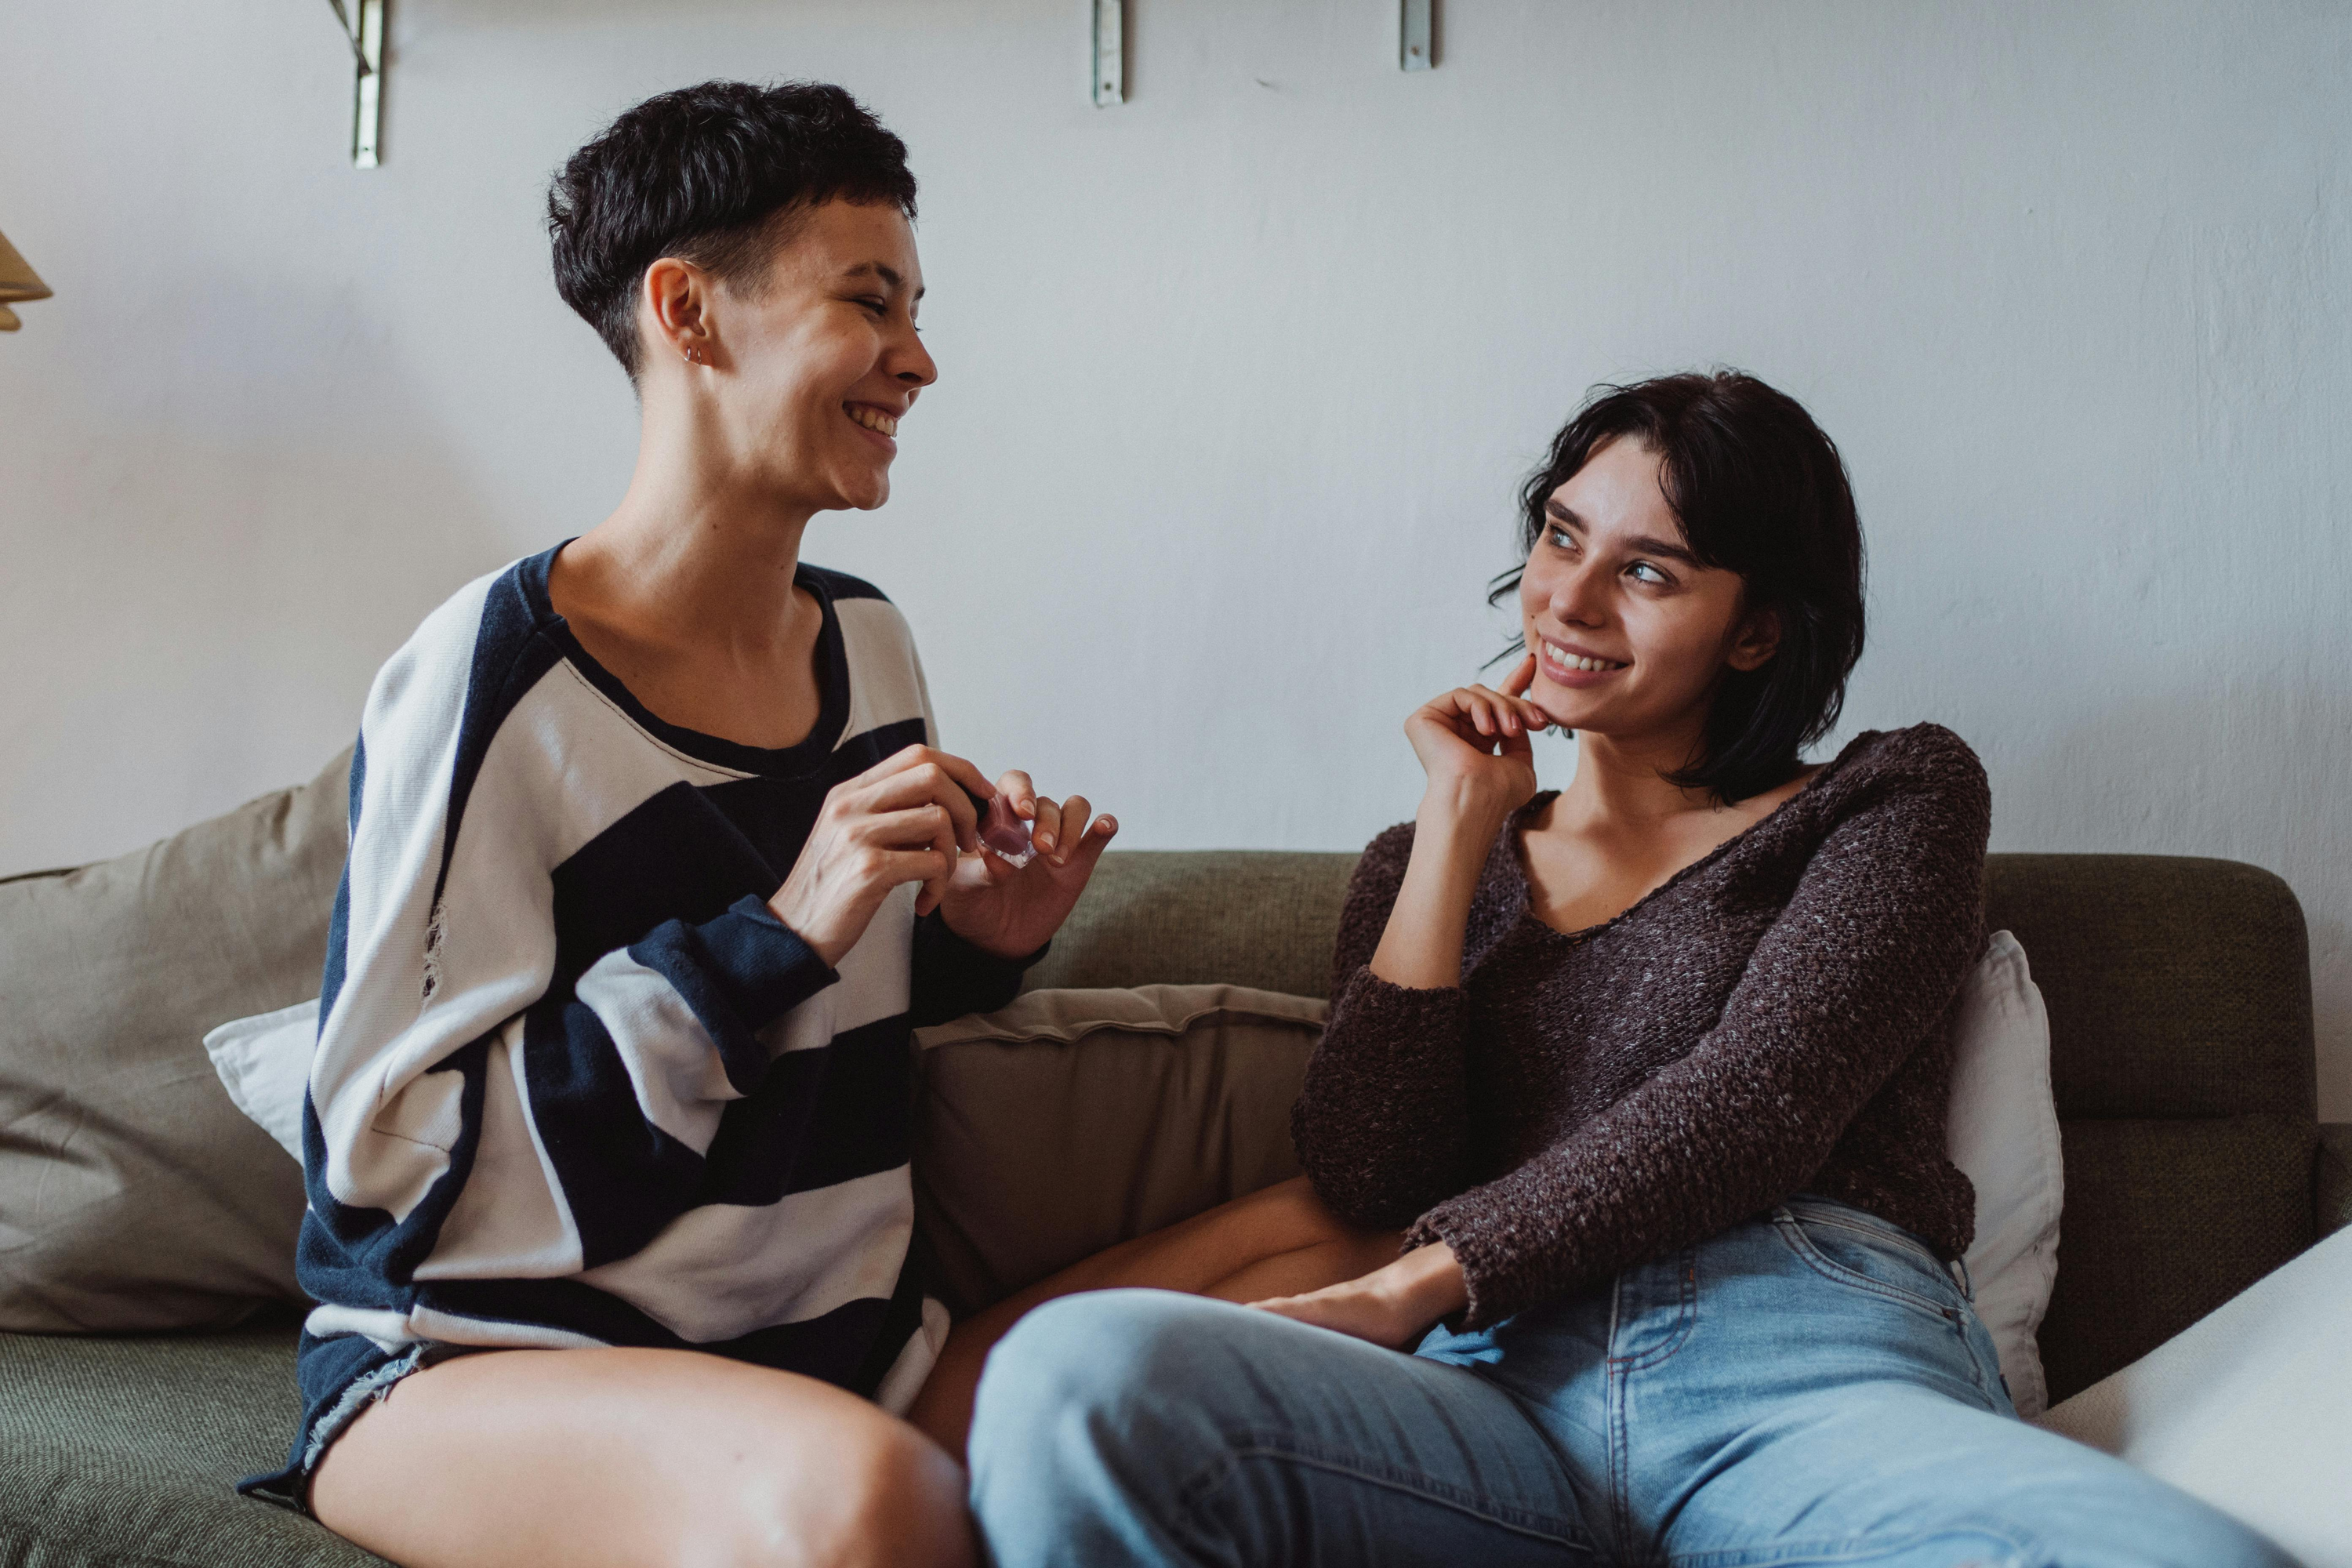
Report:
1950,1254,1974,1301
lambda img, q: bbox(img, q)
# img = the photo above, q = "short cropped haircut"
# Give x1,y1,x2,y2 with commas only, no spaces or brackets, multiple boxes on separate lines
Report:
547,80,917,378
1490,371,1867,804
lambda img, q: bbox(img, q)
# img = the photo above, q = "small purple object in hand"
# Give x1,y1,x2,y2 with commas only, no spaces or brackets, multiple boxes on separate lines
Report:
978,793,1035,867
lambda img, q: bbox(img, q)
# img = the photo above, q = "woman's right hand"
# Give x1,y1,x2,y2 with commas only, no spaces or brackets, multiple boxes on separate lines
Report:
768,745,994,967
1364,659,1554,992
1403,654,1556,829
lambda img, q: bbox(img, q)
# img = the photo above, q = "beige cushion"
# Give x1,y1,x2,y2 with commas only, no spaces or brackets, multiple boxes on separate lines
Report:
1945,931,2063,1417
0,750,350,1331
911,984,1325,1314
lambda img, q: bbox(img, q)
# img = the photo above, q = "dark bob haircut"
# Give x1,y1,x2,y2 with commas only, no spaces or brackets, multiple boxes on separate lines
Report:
547,80,917,378
1490,371,1866,804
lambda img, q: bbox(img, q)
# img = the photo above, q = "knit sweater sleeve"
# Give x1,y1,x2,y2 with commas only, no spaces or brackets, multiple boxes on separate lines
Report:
1408,729,1991,1328
1290,821,1478,1228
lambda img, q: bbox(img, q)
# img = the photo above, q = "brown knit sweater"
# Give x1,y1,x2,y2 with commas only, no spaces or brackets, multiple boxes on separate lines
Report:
1293,724,1990,1330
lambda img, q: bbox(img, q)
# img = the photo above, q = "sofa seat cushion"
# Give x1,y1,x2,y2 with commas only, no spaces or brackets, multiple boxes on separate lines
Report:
0,1322,380,1566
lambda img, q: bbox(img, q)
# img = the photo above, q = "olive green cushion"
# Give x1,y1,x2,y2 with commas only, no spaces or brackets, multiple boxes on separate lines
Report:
0,1320,379,1566
0,753,350,1333
1022,851,1359,1000
913,984,1325,1315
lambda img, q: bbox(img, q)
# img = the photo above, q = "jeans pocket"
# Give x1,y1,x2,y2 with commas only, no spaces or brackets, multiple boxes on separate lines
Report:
1770,1207,1965,1328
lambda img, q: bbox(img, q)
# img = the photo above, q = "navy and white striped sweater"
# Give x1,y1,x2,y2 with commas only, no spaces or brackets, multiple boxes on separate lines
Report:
260,545,1029,1494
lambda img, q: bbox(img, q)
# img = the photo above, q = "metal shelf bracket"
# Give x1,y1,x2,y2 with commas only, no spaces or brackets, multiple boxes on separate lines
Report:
1092,0,1125,107
1401,0,1434,71
325,0,387,166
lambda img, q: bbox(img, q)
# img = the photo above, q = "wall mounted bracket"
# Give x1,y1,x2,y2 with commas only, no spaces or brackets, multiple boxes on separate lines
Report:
1092,0,1125,107
325,0,386,166
1400,0,1434,71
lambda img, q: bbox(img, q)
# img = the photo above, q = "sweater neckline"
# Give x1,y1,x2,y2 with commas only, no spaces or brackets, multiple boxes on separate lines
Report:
1505,731,1878,942
517,540,854,779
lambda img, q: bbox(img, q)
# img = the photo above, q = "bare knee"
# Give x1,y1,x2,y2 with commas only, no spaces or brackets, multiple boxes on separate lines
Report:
710,1415,973,1568
838,1424,974,1568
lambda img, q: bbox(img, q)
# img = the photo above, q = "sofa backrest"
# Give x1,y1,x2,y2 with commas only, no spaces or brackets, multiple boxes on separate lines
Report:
1984,855,2316,1400
1023,850,1358,1000
6,750,2317,1400
1032,849,2321,1404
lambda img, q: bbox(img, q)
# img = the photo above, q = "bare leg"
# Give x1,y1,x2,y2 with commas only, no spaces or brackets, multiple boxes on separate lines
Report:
905,1174,1401,1457
311,1345,974,1568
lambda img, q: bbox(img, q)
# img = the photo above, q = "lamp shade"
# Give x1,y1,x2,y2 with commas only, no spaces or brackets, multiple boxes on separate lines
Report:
0,227,53,332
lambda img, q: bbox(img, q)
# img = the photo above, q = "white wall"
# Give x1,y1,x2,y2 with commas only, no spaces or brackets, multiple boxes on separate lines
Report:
4,1,2347,1115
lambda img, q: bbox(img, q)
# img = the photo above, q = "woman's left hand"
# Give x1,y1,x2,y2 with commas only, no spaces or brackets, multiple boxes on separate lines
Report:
936,771,1117,959
1248,1242,1469,1350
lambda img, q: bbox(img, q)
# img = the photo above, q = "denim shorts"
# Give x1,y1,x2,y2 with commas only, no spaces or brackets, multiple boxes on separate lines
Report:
238,1338,474,1514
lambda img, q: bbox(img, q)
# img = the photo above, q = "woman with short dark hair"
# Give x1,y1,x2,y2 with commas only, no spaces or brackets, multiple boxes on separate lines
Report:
963,372,2291,1568
245,81,1119,1567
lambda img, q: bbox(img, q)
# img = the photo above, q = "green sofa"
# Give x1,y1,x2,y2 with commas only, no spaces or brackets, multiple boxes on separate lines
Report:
3,827,2346,1566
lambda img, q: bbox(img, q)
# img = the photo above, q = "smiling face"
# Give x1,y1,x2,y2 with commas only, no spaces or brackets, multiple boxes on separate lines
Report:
1520,436,1780,746
680,198,936,515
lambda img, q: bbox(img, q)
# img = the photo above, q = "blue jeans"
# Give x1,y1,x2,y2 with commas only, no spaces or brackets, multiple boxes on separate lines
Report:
967,1197,2292,1567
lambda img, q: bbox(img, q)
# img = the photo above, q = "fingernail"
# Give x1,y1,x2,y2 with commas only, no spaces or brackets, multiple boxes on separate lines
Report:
1034,832,1055,852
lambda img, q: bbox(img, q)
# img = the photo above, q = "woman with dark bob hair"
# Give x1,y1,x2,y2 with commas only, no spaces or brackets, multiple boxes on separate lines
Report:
242,82,1122,1566
956,373,2292,1568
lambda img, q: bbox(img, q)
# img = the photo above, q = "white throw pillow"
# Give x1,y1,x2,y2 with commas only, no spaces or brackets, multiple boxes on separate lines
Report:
1945,930,2063,1418
2035,1225,2350,1567
205,936,2065,1411
201,997,317,1164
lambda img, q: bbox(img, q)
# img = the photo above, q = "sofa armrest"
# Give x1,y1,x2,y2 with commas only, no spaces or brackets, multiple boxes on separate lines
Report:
2321,1123,2352,1237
